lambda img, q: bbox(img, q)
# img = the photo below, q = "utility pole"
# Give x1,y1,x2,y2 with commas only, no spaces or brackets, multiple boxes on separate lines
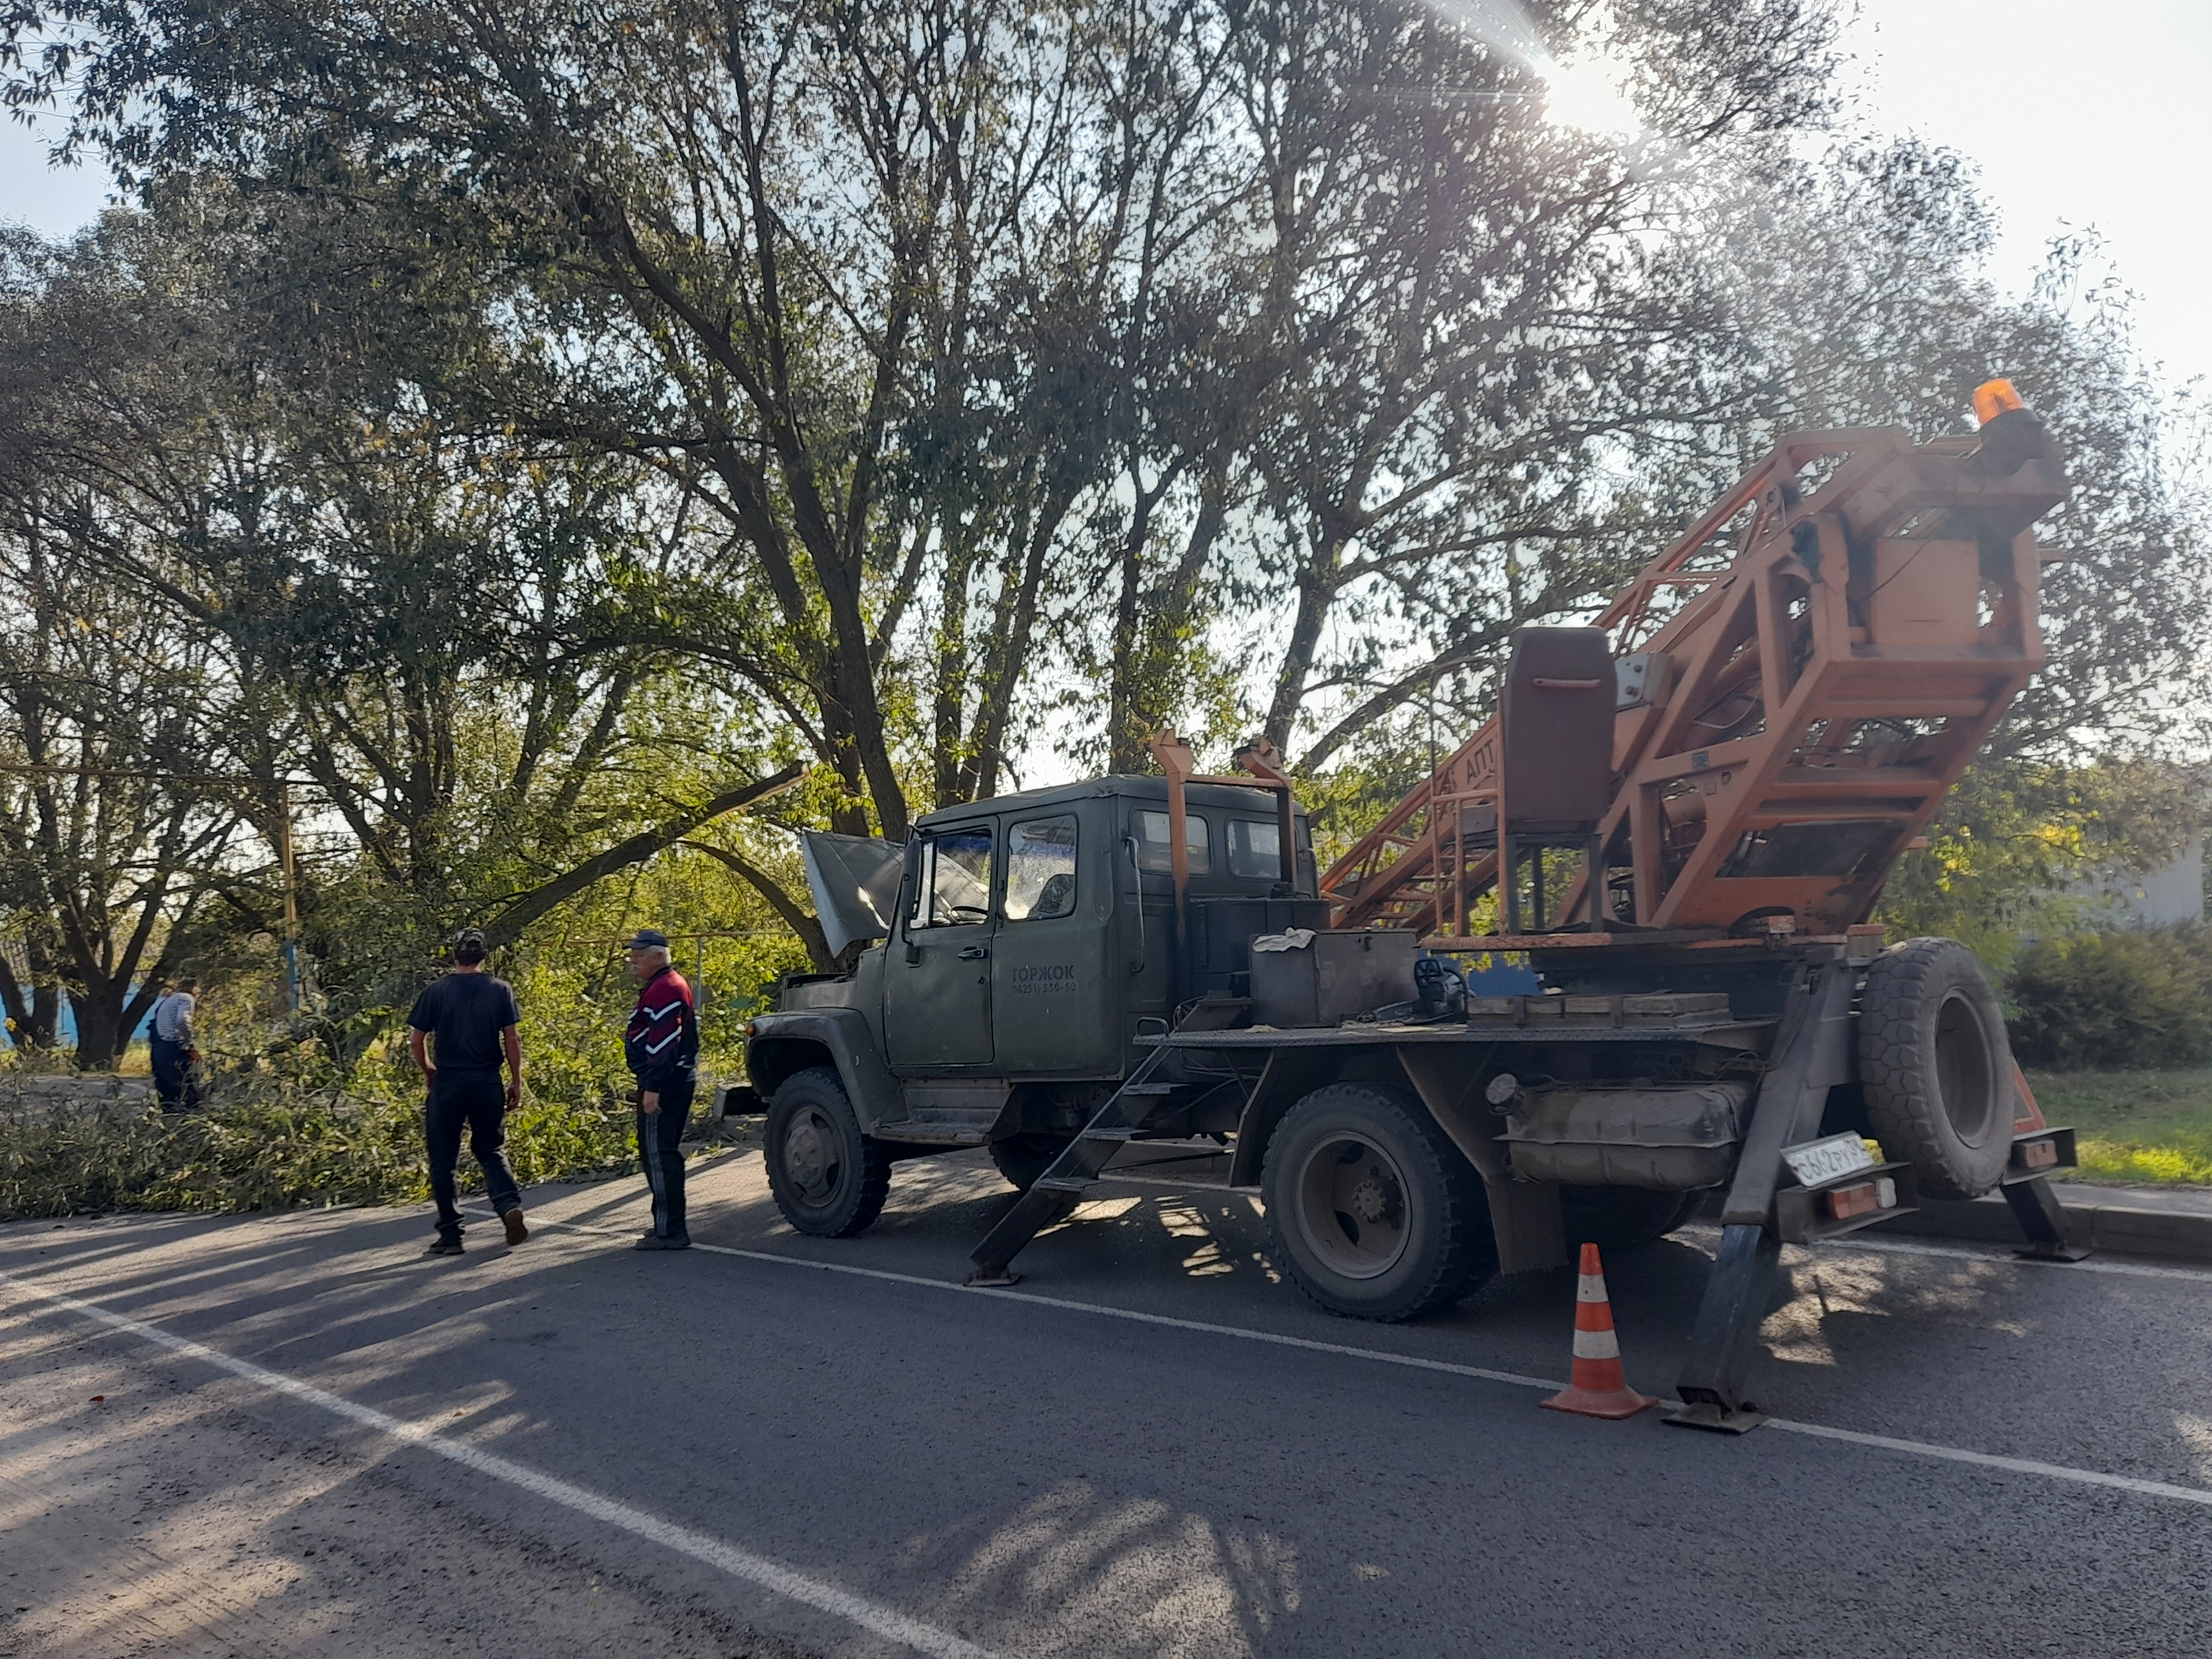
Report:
277,781,300,1013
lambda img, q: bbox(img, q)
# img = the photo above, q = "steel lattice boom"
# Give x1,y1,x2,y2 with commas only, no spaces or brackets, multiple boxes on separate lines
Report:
1322,422,2068,946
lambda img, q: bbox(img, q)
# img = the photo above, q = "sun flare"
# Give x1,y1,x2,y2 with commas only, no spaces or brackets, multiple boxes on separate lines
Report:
1540,55,1642,139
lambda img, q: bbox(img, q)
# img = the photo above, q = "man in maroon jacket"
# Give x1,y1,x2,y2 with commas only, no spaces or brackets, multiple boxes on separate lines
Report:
623,928,699,1250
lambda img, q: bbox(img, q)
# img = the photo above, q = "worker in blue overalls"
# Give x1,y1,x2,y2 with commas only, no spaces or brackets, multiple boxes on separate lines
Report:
148,977,201,1114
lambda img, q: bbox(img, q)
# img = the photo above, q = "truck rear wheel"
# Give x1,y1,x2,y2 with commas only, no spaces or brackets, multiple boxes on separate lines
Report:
764,1067,893,1238
1559,1186,1702,1253
1261,1083,1496,1322
1858,937,2014,1199
989,1133,1074,1192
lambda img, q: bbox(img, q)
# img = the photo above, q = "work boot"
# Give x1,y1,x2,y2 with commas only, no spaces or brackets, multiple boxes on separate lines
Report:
633,1234,691,1251
426,1237,464,1258
502,1208,530,1246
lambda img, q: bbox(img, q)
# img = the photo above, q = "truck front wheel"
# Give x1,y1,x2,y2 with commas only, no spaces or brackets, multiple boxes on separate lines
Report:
764,1067,894,1238
1261,1083,1496,1322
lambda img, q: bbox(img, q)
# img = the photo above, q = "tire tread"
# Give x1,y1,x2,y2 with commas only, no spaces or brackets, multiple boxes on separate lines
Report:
765,1067,893,1237
1261,1082,1495,1322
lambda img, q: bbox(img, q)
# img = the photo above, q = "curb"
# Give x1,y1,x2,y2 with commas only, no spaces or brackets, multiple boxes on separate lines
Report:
1872,1188,2212,1265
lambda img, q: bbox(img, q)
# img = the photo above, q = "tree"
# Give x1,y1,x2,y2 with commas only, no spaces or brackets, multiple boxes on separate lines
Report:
0,209,810,1046
0,514,257,1065
0,0,1855,809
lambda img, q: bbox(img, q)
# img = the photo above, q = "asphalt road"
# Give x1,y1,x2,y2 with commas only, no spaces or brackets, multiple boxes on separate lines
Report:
3,1143,2210,1658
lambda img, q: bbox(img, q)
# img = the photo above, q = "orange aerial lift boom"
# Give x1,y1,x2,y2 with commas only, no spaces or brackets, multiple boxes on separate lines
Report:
1323,410,2067,949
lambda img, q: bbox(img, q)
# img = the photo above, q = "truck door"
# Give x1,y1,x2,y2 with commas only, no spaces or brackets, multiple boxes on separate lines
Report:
884,822,995,1068
990,811,1115,1077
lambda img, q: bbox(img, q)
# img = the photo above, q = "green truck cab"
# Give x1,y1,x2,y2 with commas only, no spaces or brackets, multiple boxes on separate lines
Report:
744,773,1320,1232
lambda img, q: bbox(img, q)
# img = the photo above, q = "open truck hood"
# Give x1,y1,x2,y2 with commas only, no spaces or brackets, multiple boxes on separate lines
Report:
801,832,905,955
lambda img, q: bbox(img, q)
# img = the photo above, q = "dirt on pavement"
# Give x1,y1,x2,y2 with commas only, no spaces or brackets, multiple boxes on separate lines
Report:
0,1289,813,1659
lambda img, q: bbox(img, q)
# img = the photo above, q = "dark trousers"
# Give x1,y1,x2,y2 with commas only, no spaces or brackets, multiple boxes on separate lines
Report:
426,1071,521,1240
150,1037,199,1113
636,1076,695,1240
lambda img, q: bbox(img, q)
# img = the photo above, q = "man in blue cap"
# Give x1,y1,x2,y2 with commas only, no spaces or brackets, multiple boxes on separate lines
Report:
623,928,699,1249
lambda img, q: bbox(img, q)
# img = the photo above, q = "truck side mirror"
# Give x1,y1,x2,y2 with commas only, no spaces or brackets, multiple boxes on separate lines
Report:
901,837,925,964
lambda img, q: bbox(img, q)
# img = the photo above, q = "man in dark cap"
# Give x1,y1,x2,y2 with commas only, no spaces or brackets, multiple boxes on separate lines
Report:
408,928,529,1257
623,928,699,1250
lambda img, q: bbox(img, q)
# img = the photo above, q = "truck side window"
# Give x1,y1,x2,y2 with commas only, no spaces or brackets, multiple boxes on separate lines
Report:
1227,818,1284,879
1003,815,1079,921
909,826,993,927
1133,809,1210,874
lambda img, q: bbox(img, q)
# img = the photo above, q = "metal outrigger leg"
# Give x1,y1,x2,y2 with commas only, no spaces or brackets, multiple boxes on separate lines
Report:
1670,958,1860,1433
2003,1172,2093,1262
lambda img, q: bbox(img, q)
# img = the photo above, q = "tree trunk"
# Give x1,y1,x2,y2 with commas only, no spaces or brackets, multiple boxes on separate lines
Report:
1265,556,1340,752
482,765,805,946
68,987,126,1072
0,954,59,1051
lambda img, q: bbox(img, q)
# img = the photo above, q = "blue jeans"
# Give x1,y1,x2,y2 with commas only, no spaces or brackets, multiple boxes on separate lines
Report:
636,1076,695,1239
426,1072,521,1241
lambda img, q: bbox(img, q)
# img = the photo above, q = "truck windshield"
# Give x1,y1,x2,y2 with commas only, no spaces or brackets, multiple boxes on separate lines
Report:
910,826,993,926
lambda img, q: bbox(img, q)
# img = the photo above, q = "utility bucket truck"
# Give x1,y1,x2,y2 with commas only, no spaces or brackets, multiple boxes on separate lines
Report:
744,387,2081,1428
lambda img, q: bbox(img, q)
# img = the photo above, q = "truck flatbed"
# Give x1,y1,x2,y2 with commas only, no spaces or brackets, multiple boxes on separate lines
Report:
1151,1016,1777,1048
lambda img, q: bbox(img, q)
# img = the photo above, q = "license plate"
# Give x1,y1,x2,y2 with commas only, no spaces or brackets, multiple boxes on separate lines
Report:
1782,1132,1876,1188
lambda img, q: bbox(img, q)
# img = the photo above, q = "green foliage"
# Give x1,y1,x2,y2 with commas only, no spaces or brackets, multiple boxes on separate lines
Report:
0,1079,646,1221
1877,758,2201,968
2006,925,2212,1071
0,875,797,1219
0,1093,411,1220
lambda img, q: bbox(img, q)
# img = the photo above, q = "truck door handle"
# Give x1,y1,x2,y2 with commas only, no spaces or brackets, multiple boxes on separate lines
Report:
957,945,989,961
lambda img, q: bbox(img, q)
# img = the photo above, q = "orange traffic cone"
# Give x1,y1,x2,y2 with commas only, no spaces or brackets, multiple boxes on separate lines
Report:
1541,1242,1658,1420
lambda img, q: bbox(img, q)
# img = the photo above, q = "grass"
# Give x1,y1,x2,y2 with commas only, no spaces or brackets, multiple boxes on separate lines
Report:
2025,1067,2212,1187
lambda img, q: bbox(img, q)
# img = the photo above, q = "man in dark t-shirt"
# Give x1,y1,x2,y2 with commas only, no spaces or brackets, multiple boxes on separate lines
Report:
406,928,529,1256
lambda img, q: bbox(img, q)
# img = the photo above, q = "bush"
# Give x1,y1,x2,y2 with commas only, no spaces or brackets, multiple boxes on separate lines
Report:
2005,924,2212,1070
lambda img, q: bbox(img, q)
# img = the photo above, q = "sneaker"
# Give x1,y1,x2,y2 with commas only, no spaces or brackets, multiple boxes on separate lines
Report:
633,1234,692,1251
426,1237,465,1258
502,1208,530,1246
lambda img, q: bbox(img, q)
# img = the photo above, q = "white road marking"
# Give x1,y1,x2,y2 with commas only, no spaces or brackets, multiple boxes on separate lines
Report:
510,1214,2212,1512
1761,1416,2212,1507
0,1268,998,1659
1676,1220,2212,1283
1815,1232,2212,1284
516,1213,1562,1392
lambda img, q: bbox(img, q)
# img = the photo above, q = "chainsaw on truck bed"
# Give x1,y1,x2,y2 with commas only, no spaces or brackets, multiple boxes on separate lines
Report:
742,382,2081,1431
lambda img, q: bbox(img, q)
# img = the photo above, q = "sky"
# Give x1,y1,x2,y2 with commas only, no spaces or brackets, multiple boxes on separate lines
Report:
1833,0,2212,394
